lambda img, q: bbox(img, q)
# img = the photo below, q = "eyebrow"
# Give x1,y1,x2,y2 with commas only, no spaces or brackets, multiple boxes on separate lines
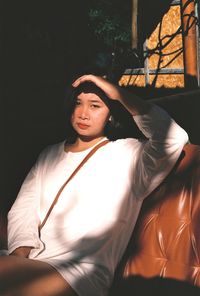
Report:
77,98,103,104
89,99,103,103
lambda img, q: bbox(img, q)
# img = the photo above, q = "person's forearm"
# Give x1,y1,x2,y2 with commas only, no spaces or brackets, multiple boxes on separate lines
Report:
7,159,42,256
116,86,152,116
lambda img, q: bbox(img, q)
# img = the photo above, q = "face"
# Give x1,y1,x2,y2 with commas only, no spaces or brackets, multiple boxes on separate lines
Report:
71,92,110,140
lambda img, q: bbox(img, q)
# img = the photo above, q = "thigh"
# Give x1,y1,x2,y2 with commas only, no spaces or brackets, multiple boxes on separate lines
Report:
0,255,78,296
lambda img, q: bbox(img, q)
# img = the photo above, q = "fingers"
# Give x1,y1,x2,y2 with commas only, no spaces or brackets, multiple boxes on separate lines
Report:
72,74,107,89
71,74,120,101
72,74,113,94
72,74,98,87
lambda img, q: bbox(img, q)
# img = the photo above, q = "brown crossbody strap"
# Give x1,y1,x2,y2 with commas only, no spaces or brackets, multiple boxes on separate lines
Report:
39,139,109,232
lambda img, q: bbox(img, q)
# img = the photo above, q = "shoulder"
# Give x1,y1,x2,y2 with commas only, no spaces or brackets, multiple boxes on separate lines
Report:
37,140,65,163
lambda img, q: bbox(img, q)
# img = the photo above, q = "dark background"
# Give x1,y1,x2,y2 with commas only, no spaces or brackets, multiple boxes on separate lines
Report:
2,1,95,211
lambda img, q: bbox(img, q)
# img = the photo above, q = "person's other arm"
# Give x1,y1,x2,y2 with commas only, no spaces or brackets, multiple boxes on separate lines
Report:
7,158,42,258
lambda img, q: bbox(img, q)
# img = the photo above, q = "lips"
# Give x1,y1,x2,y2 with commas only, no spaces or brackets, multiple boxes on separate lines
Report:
77,123,90,130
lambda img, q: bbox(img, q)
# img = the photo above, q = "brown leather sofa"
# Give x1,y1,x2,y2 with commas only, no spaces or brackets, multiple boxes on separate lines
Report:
109,89,200,295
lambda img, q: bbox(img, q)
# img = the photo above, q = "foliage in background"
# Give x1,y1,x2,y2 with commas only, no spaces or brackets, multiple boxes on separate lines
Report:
87,0,132,50
86,0,142,81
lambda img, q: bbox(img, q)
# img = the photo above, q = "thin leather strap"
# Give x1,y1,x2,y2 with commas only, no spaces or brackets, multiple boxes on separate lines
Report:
39,139,109,231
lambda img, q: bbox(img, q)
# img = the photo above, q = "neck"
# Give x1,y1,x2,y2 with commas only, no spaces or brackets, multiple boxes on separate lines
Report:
65,136,106,153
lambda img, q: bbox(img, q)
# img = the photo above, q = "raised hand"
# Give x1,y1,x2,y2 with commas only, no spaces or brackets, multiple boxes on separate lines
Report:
72,74,122,101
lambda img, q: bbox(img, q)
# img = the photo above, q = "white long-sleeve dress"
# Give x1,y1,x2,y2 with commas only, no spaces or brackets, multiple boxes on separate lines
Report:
7,105,188,296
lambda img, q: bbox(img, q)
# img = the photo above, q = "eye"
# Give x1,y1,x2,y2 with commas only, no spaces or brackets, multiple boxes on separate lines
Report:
75,99,81,106
91,104,100,108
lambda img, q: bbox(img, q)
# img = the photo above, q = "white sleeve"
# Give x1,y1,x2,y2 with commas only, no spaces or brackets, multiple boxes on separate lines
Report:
7,156,43,254
131,104,189,200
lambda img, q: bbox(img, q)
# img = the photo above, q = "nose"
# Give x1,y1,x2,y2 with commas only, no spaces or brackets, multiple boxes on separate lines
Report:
78,105,89,120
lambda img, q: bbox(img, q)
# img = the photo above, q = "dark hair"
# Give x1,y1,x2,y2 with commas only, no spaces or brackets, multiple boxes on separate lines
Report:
64,81,141,143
